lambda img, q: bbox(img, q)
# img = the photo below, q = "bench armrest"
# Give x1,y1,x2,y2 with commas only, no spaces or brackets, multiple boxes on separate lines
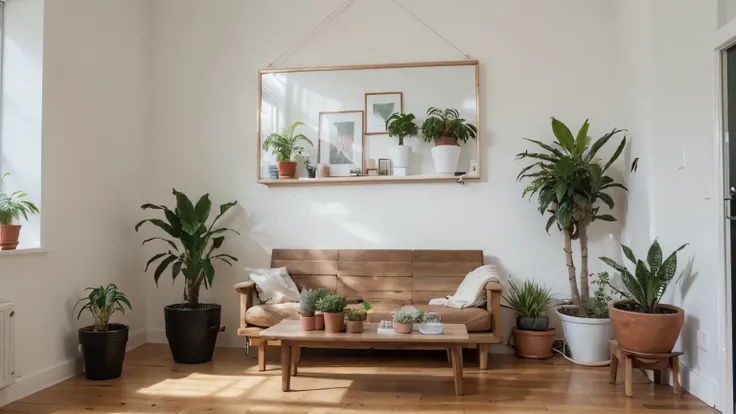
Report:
234,281,256,332
485,281,502,334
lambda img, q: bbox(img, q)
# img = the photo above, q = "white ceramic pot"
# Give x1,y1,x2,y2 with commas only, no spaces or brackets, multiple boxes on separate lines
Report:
389,145,411,169
431,145,461,175
293,154,309,179
557,307,614,365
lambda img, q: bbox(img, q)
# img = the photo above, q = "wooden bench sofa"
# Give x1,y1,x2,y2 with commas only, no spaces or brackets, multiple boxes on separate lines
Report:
234,249,503,370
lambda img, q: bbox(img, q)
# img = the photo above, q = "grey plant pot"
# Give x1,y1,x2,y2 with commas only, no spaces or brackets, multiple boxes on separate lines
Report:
516,316,550,331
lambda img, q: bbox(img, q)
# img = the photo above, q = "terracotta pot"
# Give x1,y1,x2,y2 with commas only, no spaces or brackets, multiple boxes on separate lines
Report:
0,225,21,250
512,328,555,359
323,311,344,333
276,162,297,179
346,320,364,334
314,313,325,330
434,136,458,146
300,315,315,331
609,301,684,353
394,322,413,334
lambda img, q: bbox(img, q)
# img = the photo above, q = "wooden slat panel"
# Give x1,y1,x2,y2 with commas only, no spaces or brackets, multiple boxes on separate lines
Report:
413,250,483,263
272,249,338,261
272,260,337,275
336,280,412,301
412,291,454,305
339,276,412,291
338,261,412,277
291,275,337,292
413,277,464,292
413,261,479,277
338,249,413,262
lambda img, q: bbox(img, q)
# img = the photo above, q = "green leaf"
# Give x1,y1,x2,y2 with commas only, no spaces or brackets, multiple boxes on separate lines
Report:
597,192,614,210
201,259,215,287
142,237,179,251
595,215,616,222
145,253,167,272
172,260,182,282
154,255,178,286
194,194,212,223
604,135,627,172
574,119,590,155
522,139,564,157
585,128,620,161
551,118,575,152
647,240,663,277
621,244,637,265
555,182,567,202
141,203,166,210
545,215,557,234
136,219,178,237
173,189,198,235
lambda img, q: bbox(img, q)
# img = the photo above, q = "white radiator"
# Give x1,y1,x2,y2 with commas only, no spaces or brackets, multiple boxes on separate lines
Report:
0,302,15,389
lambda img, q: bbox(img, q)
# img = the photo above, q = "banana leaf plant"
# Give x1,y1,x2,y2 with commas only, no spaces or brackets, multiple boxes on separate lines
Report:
135,190,239,307
517,118,627,311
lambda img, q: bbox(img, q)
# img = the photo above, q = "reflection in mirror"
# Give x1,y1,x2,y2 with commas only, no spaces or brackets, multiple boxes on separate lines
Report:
259,61,479,181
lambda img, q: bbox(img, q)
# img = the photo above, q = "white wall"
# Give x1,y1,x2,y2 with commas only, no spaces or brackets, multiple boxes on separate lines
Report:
619,0,724,408
0,0,148,405
145,0,627,345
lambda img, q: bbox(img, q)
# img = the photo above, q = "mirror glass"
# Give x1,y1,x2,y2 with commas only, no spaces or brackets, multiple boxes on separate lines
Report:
259,62,479,180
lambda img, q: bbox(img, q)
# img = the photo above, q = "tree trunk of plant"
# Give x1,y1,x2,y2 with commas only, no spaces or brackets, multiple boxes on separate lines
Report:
563,228,582,308
579,224,590,300
186,278,200,308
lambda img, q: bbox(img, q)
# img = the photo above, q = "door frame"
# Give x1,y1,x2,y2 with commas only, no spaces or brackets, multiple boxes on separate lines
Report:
715,29,736,413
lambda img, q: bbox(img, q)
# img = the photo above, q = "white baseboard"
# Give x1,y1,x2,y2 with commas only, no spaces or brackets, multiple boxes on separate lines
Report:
0,329,146,408
654,362,717,408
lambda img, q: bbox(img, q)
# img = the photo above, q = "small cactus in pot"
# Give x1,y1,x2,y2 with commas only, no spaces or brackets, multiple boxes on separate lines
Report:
345,302,372,334
393,306,424,334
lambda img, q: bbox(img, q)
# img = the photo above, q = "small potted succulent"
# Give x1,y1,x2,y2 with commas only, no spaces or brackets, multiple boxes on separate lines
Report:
345,302,372,333
385,112,419,174
0,172,40,250
313,288,327,330
393,306,424,334
600,240,688,353
315,294,347,333
74,284,132,380
298,288,319,331
262,121,313,179
421,107,477,175
504,280,555,359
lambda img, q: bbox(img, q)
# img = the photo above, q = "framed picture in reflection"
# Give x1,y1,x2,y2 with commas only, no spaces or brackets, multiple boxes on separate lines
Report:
365,92,403,135
318,110,364,176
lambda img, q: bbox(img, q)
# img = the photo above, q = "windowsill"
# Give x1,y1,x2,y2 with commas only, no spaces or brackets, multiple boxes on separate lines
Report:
0,247,47,256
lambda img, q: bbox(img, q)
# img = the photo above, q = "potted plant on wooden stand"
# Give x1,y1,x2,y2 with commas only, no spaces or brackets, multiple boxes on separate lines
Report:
345,302,372,333
299,288,318,331
504,280,555,359
421,107,477,175
386,112,419,176
0,172,39,250
315,294,347,333
600,240,687,353
136,190,239,364
262,121,313,179
74,284,132,380
393,306,424,334
517,118,627,365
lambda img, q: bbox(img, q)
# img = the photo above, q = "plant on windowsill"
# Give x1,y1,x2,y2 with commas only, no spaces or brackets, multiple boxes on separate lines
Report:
74,284,132,380
516,118,627,364
345,302,373,334
298,288,319,331
315,294,347,333
136,190,239,364
421,107,477,175
393,306,424,334
600,240,688,354
262,121,313,179
0,172,39,251
385,112,419,174
503,280,555,359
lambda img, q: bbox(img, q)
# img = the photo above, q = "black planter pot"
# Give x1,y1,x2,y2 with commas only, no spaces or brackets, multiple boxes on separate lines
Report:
516,316,549,331
164,303,221,364
78,323,129,380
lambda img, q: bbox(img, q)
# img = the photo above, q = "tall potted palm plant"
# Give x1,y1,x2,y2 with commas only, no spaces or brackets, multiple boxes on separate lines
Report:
262,121,313,179
136,190,238,364
517,118,627,364
421,107,477,175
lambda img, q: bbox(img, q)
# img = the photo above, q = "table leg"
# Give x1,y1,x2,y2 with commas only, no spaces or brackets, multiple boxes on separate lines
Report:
672,356,681,396
625,355,633,397
258,341,267,372
450,344,464,396
290,345,299,376
479,343,489,370
281,342,291,392
609,347,618,384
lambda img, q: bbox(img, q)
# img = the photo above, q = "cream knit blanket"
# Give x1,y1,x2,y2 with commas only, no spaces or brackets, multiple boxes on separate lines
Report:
428,265,500,309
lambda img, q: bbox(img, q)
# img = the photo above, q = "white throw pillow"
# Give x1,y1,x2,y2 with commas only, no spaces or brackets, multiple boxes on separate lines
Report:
246,267,300,304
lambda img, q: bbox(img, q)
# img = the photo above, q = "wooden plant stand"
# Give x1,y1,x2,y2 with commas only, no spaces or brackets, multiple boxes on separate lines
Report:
609,340,683,398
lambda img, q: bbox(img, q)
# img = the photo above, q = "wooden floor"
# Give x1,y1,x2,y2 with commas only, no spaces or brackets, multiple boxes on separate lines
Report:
0,343,718,414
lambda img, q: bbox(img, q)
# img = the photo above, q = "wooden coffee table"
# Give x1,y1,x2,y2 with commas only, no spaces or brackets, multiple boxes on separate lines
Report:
259,320,470,396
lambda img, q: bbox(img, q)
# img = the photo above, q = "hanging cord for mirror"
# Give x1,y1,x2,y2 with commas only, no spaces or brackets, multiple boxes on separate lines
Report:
267,0,472,67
